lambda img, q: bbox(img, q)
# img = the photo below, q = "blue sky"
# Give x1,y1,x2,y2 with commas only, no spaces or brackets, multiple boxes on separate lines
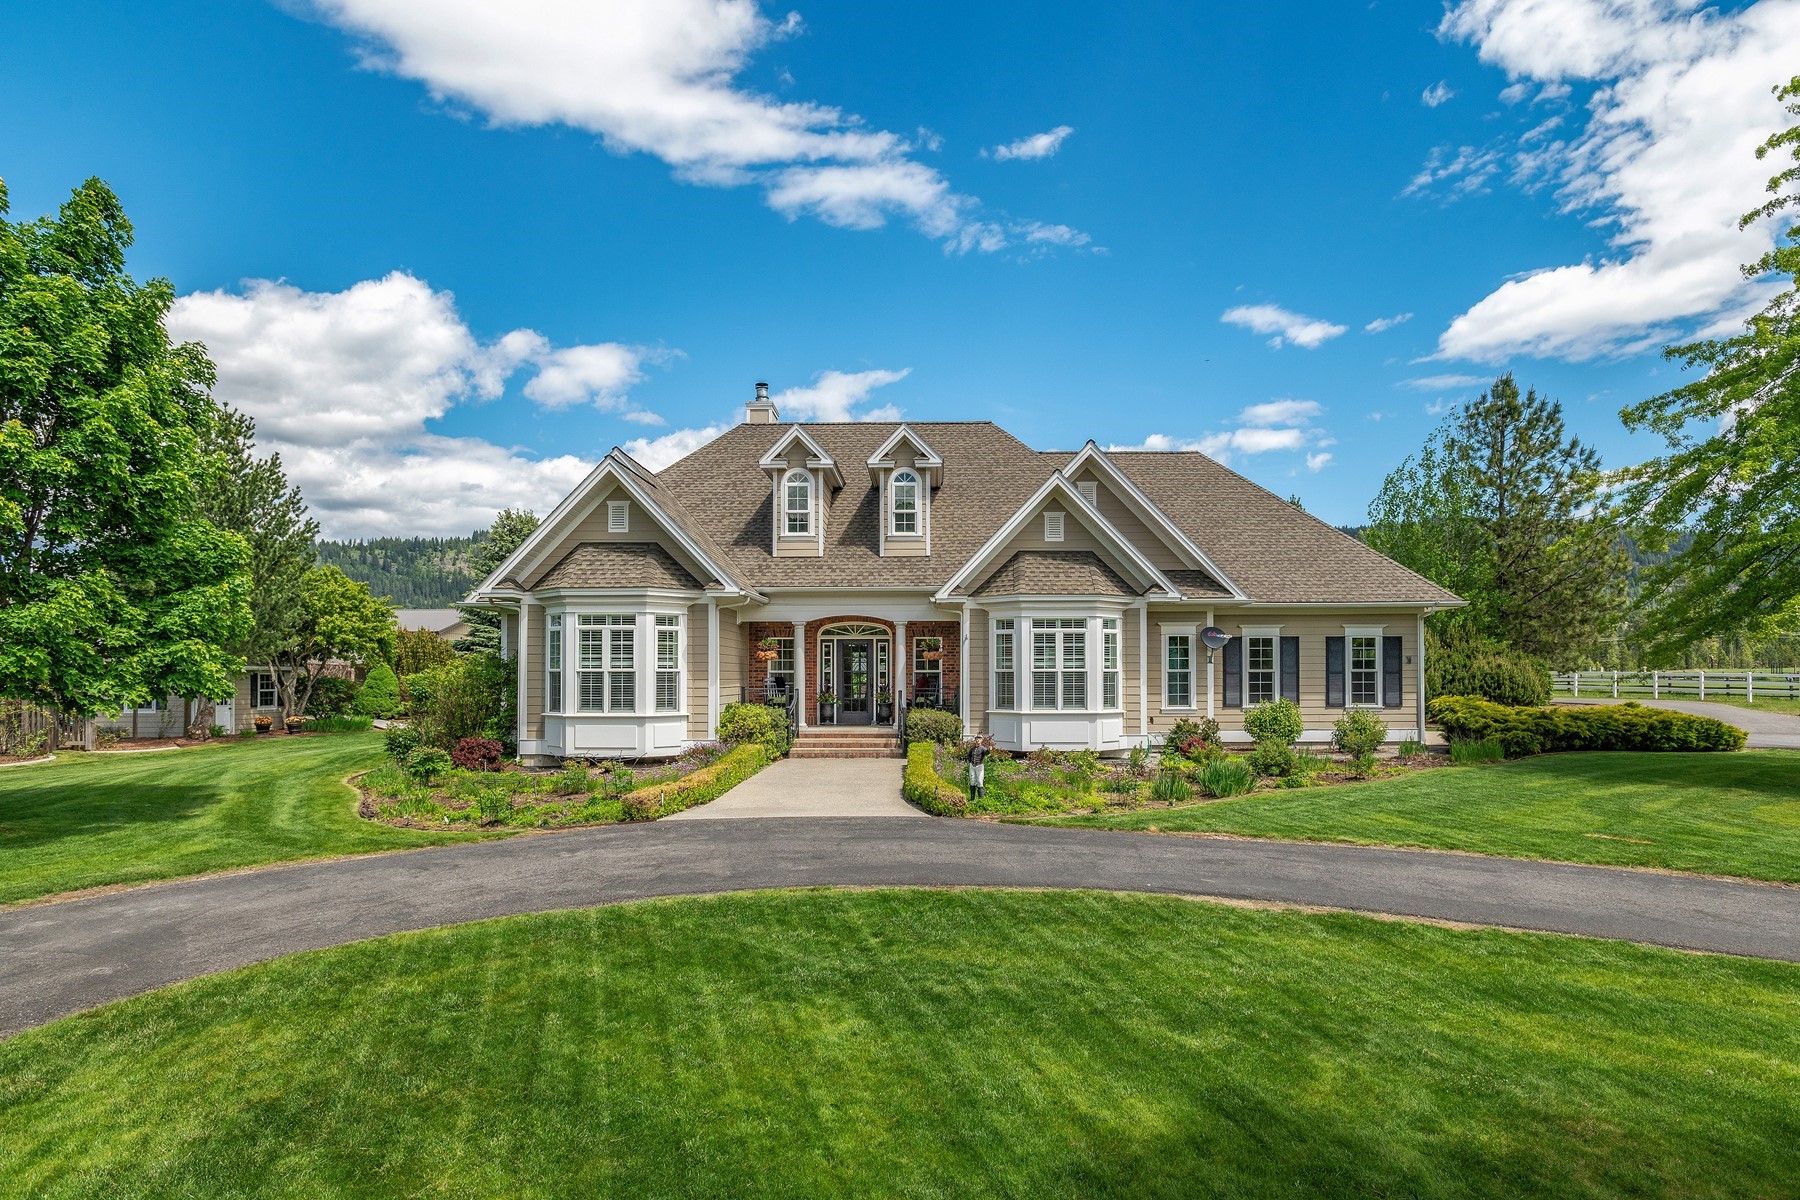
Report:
4,0,1794,536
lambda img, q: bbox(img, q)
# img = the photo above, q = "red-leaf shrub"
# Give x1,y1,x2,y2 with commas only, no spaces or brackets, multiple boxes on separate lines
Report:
451,736,504,771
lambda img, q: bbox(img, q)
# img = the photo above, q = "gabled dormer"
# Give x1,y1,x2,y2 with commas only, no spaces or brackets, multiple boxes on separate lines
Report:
759,424,840,558
867,424,942,557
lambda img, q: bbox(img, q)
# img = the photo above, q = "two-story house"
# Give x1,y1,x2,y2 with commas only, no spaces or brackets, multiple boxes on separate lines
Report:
466,384,1462,762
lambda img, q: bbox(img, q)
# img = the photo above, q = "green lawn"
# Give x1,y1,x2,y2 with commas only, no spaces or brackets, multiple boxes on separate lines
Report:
0,733,488,905
1033,751,1800,882
2,890,1795,1198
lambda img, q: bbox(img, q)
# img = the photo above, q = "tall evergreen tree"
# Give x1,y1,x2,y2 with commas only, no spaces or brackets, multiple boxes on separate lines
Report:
457,508,540,655
1366,374,1627,663
1615,77,1800,660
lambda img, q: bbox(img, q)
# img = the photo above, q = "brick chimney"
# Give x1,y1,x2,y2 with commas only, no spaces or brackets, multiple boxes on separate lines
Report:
745,381,779,424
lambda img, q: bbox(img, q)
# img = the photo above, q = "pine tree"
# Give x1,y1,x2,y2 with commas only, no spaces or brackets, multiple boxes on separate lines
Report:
457,509,541,655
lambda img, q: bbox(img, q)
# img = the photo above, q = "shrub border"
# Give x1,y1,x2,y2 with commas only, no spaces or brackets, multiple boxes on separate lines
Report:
622,743,772,821
903,742,967,816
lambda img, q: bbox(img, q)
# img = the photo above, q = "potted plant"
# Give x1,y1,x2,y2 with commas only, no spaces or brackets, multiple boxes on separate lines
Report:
752,636,781,663
817,690,838,723
919,636,944,661
875,690,893,722
284,714,306,734
253,714,273,734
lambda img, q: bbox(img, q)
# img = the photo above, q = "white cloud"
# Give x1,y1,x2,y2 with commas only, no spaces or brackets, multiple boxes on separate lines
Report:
303,0,1084,252
1398,373,1484,389
772,368,911,421
1402,144,1503,200
167,272,659,538
1422,80,1457,106
1107,398,1332,465
1220,303,1348,349
622,423,732,471
1306,452,1334,472
1432,0,1800,361
1364,312,1414,333
1236,399,1322,426
985,125,1075,161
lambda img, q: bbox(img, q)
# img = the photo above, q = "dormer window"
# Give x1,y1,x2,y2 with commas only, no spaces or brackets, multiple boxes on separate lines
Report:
891,470,919,536
783,469,812,535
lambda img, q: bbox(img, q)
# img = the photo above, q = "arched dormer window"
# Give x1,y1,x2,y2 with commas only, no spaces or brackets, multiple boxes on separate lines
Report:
891,470,919,536
783,469,812,535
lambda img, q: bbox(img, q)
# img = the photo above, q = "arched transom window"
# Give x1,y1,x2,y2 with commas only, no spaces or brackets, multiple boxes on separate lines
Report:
783,469,812,535
891,470,919,536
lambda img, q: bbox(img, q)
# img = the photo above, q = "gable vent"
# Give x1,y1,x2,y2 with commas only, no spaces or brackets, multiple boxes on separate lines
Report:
1044,511,1065,542
607,500,629,533
1077,480,1098,506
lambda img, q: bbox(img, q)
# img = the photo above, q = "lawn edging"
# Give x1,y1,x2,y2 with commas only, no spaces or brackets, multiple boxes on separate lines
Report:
903,741,967,816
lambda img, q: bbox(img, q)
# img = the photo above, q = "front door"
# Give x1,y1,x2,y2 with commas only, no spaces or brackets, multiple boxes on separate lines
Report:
836,639,873,725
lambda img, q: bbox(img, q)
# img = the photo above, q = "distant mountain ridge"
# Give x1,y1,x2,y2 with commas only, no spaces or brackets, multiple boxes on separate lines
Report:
316,534,486,607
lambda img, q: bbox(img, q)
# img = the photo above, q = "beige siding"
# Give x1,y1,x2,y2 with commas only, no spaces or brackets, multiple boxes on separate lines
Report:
522,483,714,584
719,611,746,706
884,448,931,556
687,602,712,740
524,603,546,741
1144,609,1423,738
966,502,1141,593
964,606,987,733
1121,606,1142,732
1071,469,1185,570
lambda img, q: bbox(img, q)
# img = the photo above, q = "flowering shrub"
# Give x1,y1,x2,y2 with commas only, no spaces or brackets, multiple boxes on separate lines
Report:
451,737,504,771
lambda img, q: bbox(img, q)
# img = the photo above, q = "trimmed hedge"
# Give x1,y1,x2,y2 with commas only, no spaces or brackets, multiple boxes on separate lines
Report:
904,707,963,747
621,743,770,821
1429,696,1746,756
717,702,792,758
903,741,967,816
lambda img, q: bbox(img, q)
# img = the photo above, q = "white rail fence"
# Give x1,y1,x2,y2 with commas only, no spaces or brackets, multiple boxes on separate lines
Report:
1552,670,1800,703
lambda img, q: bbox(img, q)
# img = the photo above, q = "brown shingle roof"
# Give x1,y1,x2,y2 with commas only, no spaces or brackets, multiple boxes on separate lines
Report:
644,421,1461,605
972,550,1138,598
530,543,703,591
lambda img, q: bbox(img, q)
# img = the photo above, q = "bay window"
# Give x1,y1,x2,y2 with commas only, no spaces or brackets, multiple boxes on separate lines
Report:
1030,619,1086,709
546,615,564,713
1102,618,1120,709
992,619,1016,709
1165,634,1193,709
577,615,636,713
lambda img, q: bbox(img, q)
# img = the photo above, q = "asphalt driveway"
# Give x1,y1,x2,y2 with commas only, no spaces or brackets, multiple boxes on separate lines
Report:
1561,697,1800,749
4,818,1798,1038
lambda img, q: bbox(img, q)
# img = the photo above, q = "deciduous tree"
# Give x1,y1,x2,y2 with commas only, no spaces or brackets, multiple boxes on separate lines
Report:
271,565,394,716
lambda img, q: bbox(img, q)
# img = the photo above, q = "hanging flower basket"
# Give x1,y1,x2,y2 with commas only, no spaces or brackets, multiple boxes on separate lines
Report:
919,636,944,661
752,637,781,663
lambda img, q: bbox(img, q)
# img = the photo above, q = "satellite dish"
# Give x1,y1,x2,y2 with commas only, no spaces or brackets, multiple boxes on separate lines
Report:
1200,626,1232,651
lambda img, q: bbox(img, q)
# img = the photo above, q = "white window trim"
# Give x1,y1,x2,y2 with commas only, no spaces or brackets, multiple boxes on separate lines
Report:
607,499,629,533
250,671,280,710
781,468,813,537
1343,624,1387,710
1240,624,1284,708
990,618,1018,712
1025,617,1090,711
890,469,922,538
1159,623,1197,711
559,607,690,718
545,614,565,714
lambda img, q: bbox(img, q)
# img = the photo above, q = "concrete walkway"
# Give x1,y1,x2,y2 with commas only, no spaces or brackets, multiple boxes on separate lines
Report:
665,757,921,819
1561,698,1800,749
4,819,1798,1038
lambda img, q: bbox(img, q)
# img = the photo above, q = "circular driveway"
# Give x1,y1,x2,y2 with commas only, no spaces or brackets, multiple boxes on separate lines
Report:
4,817,1798,1038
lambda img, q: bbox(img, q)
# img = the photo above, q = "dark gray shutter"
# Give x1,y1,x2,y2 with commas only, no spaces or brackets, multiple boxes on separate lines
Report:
1280,636,1299,702
1383,636,1403,708
1325,637,1345,708
1222,637,1242,708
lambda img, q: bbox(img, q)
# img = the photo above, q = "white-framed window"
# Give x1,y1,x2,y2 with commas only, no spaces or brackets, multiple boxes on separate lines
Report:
877,639,890,694
1043,510,1065,542
783,469,812,536
1030,618,1086,709
1077,479,1098,506
250,672,278,709
891,470,919,536
819,638,834,696
1246,636,1276,705
1164,635,1193,709
655,615,681,712
1102,618,1120,709
1350,635,1380,707
913,636,942,700
546,615,564,713
766,636,795,695
607,500,629,533
992,619,1016,709
577,615,636,713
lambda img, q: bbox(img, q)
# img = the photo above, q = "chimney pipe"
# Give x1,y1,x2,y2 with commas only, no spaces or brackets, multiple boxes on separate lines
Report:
747,380,778,423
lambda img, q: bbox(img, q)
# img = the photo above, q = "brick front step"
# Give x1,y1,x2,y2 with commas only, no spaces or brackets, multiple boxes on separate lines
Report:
790,747,904,759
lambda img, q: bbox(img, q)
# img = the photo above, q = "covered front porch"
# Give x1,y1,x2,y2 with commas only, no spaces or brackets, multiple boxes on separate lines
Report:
739,612,962,731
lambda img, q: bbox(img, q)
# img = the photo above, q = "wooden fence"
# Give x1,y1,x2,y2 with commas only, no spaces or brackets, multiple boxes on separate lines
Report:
1551,670,1800,703
0,702,94,756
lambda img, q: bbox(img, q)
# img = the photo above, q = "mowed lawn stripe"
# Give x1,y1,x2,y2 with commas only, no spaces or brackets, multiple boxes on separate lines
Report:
1,890,1795,1198
0,733,487,905
1031,751,1800,883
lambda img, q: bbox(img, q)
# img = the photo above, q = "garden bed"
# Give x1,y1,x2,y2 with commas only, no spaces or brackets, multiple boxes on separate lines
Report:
358,741,771,830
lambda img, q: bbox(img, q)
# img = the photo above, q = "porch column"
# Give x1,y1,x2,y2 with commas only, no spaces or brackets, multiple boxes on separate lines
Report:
896,619,909,713
960,604,972,723
707,599,721,738
516,599,531,751
1136,600,1148,738
795,624,808,730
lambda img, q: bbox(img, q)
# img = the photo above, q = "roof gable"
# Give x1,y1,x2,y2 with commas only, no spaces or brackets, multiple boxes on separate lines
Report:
1064,442,1245,599
759,425,843,488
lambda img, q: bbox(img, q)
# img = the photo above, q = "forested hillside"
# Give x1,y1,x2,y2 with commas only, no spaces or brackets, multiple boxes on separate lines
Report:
315,535,485,606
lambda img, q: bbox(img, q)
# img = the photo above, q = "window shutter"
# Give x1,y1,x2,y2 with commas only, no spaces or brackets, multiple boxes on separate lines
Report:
1383,636,1403,708
1325,637,1345,708
1222,637,1242,708
1280,636,1299,703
